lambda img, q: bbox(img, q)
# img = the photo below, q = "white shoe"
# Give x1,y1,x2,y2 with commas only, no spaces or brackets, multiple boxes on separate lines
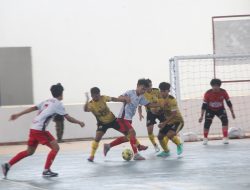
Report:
223,137,229,144
154,144,160,152
203,138,208,145
133,153,145,160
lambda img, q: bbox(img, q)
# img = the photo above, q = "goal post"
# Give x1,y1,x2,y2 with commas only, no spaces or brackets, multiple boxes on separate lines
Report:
169,54,250,139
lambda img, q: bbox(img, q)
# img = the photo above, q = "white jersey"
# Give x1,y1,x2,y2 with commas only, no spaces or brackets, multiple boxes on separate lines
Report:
31,98,67,131
118,90,149,120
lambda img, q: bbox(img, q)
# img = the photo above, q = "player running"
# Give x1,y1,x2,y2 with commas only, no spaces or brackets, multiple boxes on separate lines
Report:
157,82,184,157
1,83,85,178
138,79,165,152
199,79,236,145
84,87,148,162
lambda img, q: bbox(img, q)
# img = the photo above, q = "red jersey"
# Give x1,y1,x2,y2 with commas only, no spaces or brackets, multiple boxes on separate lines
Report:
203,88,230,111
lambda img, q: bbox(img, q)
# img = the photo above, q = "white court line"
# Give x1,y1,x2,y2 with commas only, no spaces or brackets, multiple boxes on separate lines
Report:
3,179,49,190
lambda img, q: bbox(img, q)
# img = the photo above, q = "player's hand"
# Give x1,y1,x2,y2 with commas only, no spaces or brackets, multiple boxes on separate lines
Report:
85,92,89,102
158,123,165,129
9,114,19,121
139,114,144,121
198,117,203,123
232,112,236,119
79,121,85,128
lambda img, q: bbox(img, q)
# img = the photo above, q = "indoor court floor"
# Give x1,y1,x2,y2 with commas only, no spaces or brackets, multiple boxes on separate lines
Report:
1,138,250,190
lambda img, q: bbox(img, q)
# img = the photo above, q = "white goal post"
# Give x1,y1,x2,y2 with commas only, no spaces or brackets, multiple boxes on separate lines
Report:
169,54,250,139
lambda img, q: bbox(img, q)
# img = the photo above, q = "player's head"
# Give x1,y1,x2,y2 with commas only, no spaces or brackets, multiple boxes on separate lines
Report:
50,83,64,100
146,79,152,92
210,78,221,91
90,87,101,101
136,78,149,95
159,82,170,97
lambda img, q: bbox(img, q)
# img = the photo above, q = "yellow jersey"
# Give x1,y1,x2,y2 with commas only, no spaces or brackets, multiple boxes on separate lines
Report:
87,96,116,124
157,95,183,124
144,88,160,113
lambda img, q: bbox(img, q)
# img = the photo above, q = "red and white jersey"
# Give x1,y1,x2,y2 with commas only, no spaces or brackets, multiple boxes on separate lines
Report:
31,98,67,131
203,88,230,111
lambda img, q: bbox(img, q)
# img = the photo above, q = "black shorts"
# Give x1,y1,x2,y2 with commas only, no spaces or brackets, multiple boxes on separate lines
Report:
205,108,228,125
159,122,184,135
146,111,166,127
97,119,121,133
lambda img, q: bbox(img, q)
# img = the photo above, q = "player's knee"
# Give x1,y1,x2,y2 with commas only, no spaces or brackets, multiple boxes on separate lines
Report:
26,149,35,156
157,133,164,140
204,119,212,129
221,117,228,126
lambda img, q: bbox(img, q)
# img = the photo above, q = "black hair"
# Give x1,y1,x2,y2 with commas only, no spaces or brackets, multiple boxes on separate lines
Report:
90,87,100,94
50,83,64,98
210,79,222,86
137,78,150,88
146,78,152,84
159,82,171,91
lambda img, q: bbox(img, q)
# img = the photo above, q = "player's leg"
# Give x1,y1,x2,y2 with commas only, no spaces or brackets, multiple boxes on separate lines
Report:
88,129,106,162
38,131,59,177
157,130,170,157
217,109,229,144
146,112,160,152
1,129,38,178
166,123,184,155
203,110,214,145
2,145,37,178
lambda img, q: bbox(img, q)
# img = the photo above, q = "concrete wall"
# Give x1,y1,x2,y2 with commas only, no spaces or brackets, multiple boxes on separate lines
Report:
0,103,150,143
1,96,249,143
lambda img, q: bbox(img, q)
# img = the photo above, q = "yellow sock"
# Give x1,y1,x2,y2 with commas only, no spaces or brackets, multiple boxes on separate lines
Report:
126,134,140,146
159,138,170,152
172,136,181,146
163,136,169,146
90,141,99,157
148,134,156,146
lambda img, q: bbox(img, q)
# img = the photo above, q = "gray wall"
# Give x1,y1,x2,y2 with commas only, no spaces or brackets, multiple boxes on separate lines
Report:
0,47,33,106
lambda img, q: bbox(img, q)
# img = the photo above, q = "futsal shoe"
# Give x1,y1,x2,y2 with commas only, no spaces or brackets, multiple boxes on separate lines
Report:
87,156,94,162
177,143,183,155
154,144,160,152
223,137,229,144
133,153,146,160
203,138,208,145
103,144,110,156
137,144,148,151
1,163,10,178
42,169,58,177
157,151,170,157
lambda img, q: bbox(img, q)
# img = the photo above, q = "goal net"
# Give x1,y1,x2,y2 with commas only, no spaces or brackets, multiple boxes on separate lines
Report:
169,54,250,140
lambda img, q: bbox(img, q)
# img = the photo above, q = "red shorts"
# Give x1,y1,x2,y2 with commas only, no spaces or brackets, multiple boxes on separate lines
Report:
117,119,133,133
28,129,55,147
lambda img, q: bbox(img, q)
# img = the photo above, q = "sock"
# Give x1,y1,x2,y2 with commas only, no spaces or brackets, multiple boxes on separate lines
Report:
171,136,181,146
126,134,140,146
148,134,156,146
204,129,209,138
90,141,99,157
110,136,128,148
129,135,138,154
222,127,228,138
9,150,29,166
44,149,58,170
159,139,169,152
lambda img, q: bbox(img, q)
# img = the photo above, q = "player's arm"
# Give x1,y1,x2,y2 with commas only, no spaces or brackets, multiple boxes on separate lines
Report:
84,92,91,112
9,106,38,121
158,110,177,129
64,114,85,128
111,96,131,103
224,93,235,119
199,92,208,123
138,105,144,121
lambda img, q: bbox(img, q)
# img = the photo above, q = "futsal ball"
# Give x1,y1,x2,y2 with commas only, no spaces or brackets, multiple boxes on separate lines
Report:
122,149,133,161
